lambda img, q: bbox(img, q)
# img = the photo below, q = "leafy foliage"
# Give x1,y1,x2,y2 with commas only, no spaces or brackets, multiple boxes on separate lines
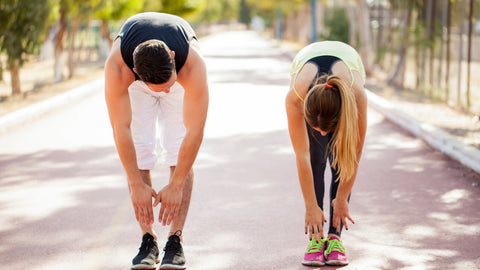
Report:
320,6,350,43
239,0,251,25
158,0,198,16
92,0,144,21
0,0,51,68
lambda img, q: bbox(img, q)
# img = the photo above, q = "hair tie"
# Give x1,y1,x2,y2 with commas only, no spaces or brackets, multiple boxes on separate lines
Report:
325,83,333,88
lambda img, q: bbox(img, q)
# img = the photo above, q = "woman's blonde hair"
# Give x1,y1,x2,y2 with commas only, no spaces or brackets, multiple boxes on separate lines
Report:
304,74,358,183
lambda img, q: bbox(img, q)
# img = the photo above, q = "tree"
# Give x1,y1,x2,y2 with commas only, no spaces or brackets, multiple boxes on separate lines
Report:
239,0,252,27
354,0,373,76
320,6,350,43
157,0,197,16
92,0,144,61
411,0,429,89
0,0,51,95
343,0,357,47
466,0,474,109
52,0,69,83
66,1,93,79
187,0,238,26
250,0,315,43
50,0,93,83
445,0,452,102
457,0,466,107
388,0,413,88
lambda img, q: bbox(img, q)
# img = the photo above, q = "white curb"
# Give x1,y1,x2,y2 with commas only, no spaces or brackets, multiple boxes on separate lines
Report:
366,90,480,175
0,78,104,136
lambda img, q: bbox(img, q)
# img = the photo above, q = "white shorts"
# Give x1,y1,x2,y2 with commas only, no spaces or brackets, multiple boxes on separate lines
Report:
128,80,186,170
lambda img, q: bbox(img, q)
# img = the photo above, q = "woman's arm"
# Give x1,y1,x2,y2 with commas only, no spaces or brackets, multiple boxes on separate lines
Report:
332,83,368,232
286,69,326,240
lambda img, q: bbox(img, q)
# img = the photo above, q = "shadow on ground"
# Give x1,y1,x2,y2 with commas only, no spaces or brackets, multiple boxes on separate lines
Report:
0,117,479,269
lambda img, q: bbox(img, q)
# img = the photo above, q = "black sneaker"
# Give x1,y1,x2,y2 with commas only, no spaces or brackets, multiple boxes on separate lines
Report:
131,233,159,270
160,232,186,270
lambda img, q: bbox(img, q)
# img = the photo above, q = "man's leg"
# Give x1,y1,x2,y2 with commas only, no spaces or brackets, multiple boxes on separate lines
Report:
167,167,194,242
157,83,189,269
157,82,190,239
130,169,160,269
138,170,157,239
158,167,192,270
128,81,161,269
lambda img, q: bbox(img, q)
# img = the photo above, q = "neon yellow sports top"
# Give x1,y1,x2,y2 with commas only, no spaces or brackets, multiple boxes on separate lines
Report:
290,41,366,101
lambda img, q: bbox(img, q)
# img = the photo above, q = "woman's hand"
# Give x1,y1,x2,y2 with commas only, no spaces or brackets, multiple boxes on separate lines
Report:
305,205,326,241
332,198,355,233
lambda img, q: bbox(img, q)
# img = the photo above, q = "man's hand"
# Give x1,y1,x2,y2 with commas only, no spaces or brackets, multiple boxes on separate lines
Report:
154,183,183,226
305,205,326,241
332,198,355,233
130,182,157,226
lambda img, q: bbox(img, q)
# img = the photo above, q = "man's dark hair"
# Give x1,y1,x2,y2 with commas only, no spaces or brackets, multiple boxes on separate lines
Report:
133,39,176,84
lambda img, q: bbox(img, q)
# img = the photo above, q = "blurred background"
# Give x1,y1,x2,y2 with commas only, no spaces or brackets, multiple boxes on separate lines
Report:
0,0,479,116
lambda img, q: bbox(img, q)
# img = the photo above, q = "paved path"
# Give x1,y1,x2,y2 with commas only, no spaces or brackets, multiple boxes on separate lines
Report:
0,31,479,270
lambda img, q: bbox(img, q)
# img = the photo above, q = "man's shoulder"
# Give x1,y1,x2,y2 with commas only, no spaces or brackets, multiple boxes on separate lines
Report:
176,45,207,93
105,41,135,90
178,44,204,76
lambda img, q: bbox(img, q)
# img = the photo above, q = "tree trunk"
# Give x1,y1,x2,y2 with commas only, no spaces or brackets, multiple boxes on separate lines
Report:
457,0,466,107
310,0,317,42
421,0,432,91
384,6,395,70
101,19,113,46
99,19,112,61
375,2,384,64
388,2,413,88
78,20,91,61
343,0,357,47
415,3,422,89
354,0,373,76
438,0,448,92
67,17,79,79
54,7,67,83
415,32,421,88
9,58,21,96
466,0,473,109
428,0,436,89
0,60,3,82
445,0,452,103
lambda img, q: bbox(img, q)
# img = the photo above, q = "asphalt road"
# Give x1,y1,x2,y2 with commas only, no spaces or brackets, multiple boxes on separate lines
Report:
0,31,479,270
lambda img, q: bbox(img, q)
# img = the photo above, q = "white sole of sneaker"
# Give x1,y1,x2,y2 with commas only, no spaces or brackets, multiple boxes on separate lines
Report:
326,259,349,266
159,264,186,270
131,264,157,270
301,260,325,266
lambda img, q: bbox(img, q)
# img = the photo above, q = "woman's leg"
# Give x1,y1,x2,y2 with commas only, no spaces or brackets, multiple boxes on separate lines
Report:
306,123,329,217
302,124,330,266
327,134,351,237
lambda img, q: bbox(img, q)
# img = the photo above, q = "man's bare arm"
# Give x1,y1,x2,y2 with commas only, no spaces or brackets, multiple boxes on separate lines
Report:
156,42,209,225
104,40,156,226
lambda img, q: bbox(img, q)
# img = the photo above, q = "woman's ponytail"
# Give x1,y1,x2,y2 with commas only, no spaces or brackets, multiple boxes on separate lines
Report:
304,75,359,183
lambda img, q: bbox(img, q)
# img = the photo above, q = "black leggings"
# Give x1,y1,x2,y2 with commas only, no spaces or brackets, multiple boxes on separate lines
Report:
306,122,350,236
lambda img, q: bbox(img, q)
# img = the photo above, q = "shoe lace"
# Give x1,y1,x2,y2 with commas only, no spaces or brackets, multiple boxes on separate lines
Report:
164,239,182,256
138,237,154,254
325,239,345,255
139,241,148,253
307,238,325,253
